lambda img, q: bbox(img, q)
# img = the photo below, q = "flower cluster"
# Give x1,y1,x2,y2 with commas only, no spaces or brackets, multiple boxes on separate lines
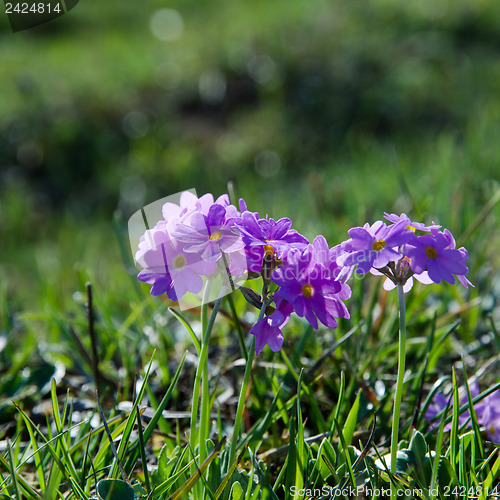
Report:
425,381,500,443
136,195,472,353
340,212,472,292
244,233,351,353
135,191,352,353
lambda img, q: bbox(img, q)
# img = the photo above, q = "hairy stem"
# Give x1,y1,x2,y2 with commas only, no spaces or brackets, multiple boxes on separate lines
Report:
391,283,407,499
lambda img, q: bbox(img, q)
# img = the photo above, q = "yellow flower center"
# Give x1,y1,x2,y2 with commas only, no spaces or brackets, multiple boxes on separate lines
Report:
209,231,222,241
302,284,314,298
264,244,275,256
372,239,386,252
173,255,186,269
406,225,416,232
425,246,438,259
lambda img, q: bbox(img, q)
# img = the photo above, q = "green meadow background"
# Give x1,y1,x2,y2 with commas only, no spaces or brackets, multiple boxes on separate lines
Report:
2,0,500,305
1,0,500,496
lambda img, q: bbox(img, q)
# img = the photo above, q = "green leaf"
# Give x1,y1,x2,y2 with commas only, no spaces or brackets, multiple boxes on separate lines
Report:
342,391,360,450
409,431,427,463
319,439,337,479
230,481,244,500
395,449,417,475
97,479,138,500
157,444,180,483
168,308,200,355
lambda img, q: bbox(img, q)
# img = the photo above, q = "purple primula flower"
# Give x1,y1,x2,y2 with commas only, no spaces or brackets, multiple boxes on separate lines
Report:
327,241,356,283
342,221,413,274
425,381,500,443
425,393,453,429
404,232,468,285
173,203,244,263
340,214,472,291
161,191,199,230
272,236,351,329
250,298,293,354
162,192,233,228
236,211,309,273
136,222,216,301
384,212,441,232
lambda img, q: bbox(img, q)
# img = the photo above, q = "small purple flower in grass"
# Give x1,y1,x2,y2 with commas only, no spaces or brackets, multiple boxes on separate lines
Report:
405,231,469,286
425,381,500,443
342,221,413,274
236,211,309,273
250,298,293,354
272,236,351,329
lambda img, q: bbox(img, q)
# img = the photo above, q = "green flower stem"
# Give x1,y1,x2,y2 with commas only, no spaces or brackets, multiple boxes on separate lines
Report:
391,283,407,499
189,288,222,469
228,302,267,468
200,299,222,462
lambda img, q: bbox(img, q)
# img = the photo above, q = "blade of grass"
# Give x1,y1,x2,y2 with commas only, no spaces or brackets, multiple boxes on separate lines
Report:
306,323,361,380
333,418,356,490
86,282,103,400
214,444,249,499
6,440,21,500
342,391,361,452
21,404,46,493
430,395,451,500
50,382,79,481
150,445,191,497
167,438,226,500
80,429,93,493
168,308,201,355
280,349,326,433
110,349,156,478
96,395,131,484
240,384,282,453
13,404,77,491
427,320,462,367
295,372,306,498
461,363,484,461
350,412,376,475
45,460,64,500
450,368,460,469
481,450,500,499
320,453,339,483
270,378,289,427
124,351,187,475
68,477,90,500
0,452,42,500
90,415,130,470
330,371,345,434
135,407,151,495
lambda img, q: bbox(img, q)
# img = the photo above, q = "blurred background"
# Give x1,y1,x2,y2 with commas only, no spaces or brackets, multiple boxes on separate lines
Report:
1,0,500,309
